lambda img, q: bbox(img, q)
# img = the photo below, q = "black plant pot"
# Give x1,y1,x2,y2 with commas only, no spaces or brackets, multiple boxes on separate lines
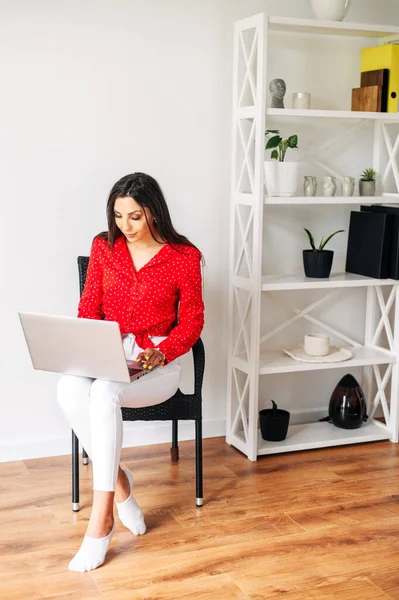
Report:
328,374,368,430
259,408,290,441
303,249,333,278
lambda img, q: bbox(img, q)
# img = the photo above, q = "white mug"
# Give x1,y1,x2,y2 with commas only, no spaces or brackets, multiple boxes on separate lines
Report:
293,92,311,110
304,333,330,356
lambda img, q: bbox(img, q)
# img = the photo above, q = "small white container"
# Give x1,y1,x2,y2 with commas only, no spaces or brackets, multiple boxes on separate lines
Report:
264,161,299,197
293,92,311,110
304,333,330,356
310,0,351,21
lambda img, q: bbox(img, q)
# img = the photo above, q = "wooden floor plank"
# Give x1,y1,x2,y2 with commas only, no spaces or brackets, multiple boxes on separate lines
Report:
101,573,250,600
2,437,399,600
367,568,399,600
286,493,399,531
235,575,391,600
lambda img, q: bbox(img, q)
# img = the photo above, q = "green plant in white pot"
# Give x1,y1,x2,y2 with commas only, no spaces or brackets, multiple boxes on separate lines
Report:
359,168,377,197
264,129,299,197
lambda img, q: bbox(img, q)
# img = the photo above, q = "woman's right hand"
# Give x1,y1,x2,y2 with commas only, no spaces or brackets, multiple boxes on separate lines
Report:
136,347,166,370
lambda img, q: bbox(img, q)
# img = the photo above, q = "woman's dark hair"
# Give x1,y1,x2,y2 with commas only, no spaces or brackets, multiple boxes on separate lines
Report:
95,173,200,255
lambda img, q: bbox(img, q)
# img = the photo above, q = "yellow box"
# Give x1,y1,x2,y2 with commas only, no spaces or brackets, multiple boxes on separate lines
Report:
361,44,399,112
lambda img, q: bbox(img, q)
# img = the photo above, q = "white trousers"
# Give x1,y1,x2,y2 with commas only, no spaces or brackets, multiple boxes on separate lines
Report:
57,335,181,491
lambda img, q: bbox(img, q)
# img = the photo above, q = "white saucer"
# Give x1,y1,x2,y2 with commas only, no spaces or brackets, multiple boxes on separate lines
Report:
284,345,353,363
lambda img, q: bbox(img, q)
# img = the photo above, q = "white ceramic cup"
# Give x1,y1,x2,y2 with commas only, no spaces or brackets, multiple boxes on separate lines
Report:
293,92,311,110
304,333,330,356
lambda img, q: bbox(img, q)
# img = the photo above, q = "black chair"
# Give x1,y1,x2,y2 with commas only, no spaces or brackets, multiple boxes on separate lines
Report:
71,256,205,511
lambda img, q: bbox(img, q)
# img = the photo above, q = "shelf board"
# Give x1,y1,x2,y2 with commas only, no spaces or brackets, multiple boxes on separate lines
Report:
264,195,398,205
257,420,390,455
233,346,396,375
267,108,399,121
260,346,395,374
261,272,397,291
268,16,399,39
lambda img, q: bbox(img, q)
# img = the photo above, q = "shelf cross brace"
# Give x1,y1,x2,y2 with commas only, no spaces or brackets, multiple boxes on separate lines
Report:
235,205,254,278
233,287,251,360
231,368,250,441
236,119,256,194
260,289,360,348
368,363,393,425
381,123,399,194
238,29,258,109
372,286,395,350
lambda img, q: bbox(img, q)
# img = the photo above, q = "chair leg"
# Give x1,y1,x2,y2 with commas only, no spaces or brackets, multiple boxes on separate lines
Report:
72,430,80,512
195,418,203,506
170,419,179,462
82,448,89,465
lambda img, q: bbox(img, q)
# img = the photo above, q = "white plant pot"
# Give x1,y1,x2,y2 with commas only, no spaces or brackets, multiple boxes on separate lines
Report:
264,161,299,197
310,0,351,21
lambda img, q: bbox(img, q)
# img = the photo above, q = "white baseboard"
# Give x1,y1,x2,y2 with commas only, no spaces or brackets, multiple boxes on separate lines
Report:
0,419,226,463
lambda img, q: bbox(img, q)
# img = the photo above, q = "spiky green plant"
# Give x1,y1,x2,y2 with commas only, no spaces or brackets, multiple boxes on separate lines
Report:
265,129,298,162
304,228,344,251
360,168,377,182
270,400,278,414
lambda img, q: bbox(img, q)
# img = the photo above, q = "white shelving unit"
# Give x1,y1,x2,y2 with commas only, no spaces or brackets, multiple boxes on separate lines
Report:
227,13,399,461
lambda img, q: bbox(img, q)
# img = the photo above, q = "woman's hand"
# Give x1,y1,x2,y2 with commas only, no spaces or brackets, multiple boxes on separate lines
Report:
136,348,166,370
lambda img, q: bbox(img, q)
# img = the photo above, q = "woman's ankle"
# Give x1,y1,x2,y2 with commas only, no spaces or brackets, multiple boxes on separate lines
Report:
115,468,130,503
86,515,114,538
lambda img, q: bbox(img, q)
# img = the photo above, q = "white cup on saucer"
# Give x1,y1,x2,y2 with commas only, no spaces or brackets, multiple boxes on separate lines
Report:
304,333,330,356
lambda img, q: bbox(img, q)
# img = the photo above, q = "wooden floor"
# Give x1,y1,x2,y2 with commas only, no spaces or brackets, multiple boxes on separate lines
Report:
2,436,399,599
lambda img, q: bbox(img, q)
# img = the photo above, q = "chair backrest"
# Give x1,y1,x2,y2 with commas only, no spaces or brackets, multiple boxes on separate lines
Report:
77,256,205,395
77,256,90,297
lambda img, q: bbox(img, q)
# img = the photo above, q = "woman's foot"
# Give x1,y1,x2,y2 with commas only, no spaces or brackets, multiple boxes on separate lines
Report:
115,467,146,535
68,517,115,573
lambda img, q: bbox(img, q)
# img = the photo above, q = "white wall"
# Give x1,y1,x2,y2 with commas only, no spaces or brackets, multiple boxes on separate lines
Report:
1,0,399,461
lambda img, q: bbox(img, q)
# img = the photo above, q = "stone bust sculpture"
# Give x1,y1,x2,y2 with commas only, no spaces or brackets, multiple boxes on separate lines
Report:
269,78,286,109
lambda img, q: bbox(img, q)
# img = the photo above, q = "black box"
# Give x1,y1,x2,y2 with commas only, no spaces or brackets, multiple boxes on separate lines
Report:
361,205,399,279
345,210,394,278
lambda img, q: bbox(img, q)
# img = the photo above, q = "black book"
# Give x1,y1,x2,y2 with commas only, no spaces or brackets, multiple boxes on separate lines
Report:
361,204,399,279
345,210,393,278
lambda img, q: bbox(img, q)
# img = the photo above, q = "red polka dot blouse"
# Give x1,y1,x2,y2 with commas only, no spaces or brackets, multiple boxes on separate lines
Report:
77,235,204,364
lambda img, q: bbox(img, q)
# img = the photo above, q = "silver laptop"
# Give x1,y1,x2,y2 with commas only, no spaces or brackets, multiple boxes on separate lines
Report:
18,312,155,383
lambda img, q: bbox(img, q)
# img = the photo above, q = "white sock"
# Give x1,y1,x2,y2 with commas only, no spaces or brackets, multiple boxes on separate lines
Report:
115,468,146,535
68,522,115,572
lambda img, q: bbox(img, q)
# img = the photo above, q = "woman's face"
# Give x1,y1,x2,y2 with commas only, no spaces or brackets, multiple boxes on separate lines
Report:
114,196,155,245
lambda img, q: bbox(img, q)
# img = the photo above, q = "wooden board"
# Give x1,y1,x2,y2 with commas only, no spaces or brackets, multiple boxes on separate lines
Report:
361,69,389,112
351,84,382,112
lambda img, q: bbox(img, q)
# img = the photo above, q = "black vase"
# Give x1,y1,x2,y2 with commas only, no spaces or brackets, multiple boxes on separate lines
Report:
303,250,333,278
259,408,290,441
328,374,368,429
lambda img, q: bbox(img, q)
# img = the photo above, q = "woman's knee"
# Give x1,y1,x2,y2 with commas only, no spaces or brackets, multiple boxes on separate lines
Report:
57,374,92,417
89,379,124,415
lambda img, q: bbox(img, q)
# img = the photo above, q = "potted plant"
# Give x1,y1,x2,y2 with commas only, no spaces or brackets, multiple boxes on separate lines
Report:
259,400,290,442
264,129,299,197
359,167,377,196
303,228,344,278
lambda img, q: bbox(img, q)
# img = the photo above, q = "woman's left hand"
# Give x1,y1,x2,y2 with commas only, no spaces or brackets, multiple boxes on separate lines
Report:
136,348,166,370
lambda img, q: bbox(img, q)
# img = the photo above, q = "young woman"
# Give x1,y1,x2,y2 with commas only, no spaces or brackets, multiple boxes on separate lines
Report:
57,172,204,572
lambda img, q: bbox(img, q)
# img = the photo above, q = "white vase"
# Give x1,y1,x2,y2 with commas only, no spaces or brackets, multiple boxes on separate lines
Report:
310,0,351,21
304,176,317,197
264,161,299,197
323,176,337,197
342,176,355,196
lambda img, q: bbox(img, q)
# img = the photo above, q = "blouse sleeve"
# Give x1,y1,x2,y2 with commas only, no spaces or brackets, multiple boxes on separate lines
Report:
157,252,204,363
77,237,104,320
